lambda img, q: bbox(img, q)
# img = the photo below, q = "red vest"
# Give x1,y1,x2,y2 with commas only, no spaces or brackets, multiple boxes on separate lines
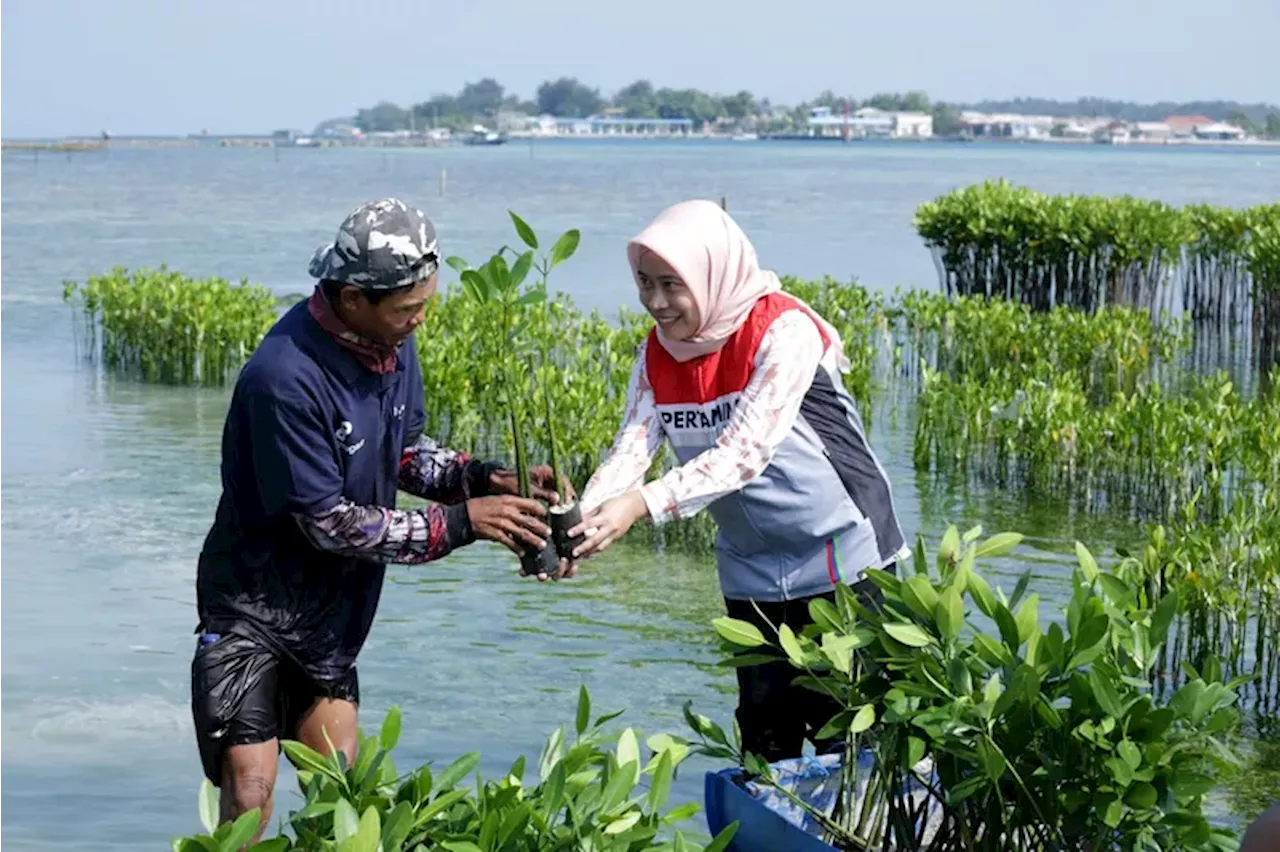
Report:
645,293,831,406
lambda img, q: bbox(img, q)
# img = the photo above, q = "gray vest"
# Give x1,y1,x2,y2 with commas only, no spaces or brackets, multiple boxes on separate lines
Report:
647,295,907,602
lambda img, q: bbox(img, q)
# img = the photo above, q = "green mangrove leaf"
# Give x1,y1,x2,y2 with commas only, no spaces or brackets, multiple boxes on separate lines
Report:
281,740,344,784
1098,573,1135,608
938,525,961,570
1014,593,1040,644
948,656,973,696
703,820,740,852
511,250,535,289
218,809,262,852
1089,667,1125,719
605,810,643,835
808,597,845,632
936,586,964,641
1125,782,1158,810
550,229,581,267
967,569,998,618
1118,739,1142,769
1149,588,1180,647
778,624,808,666
198,778,219,835
848,703,876,734
379,704,402,753
616,728,640,773
974,532,1024,558
711,617,767,648
576,684,591,736
436,751,480,791
509,210,539,249
648,749,674,812
333,799,359,841
662,802,701,824
1075,541,1100,583
901,575,940,620
883,622,933,648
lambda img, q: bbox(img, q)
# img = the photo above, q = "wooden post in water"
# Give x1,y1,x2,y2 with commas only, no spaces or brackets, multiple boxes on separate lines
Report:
720,195,727,212
439,168,447,197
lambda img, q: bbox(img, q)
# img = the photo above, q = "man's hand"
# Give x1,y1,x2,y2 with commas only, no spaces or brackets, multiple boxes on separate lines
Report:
532,557,578,584
489,464,576,505
567,490,647,560
465,495,551,555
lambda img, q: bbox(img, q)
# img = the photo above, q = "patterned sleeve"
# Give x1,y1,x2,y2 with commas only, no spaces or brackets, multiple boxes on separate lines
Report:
397,433,498,504
294,498,474,564
638,310,826,525
578,337,665,513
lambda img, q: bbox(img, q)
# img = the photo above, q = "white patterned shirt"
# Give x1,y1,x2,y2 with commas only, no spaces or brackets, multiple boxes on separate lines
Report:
580,310,830,524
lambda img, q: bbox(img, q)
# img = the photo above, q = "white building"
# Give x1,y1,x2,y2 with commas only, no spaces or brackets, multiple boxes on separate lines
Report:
1093,121,1132,145
1058,120,1105,140
532,115,695,137
1132,121,1173,141
958,112,1056,139
1193,122,1246,141
806,106,933,138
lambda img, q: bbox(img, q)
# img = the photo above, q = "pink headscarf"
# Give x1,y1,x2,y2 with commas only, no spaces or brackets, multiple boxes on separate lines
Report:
627,199,849,369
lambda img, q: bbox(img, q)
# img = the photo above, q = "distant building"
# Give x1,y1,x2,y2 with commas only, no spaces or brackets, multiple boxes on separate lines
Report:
317,123,363,140
1058,119,1106,140
1164,115,1214,138
1132,121,1173,141
1093,121,1132,144
533,115,694,136
806,106,933,138
496,111,538,133
1193,121,1246,141
957,112,1056,139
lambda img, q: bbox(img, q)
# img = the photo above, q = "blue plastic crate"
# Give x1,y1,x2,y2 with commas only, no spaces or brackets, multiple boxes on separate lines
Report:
704,767,838,852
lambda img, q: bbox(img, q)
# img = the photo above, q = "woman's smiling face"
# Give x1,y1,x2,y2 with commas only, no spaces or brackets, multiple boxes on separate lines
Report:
633,249,700,341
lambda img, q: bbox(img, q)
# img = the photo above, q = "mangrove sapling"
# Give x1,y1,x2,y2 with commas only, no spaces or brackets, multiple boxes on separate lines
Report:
447,241,558,576
686,527,1249,851
172,688,742,852
506,381,560,577
508,209,587,563
447,210,584,576
543,379,585,559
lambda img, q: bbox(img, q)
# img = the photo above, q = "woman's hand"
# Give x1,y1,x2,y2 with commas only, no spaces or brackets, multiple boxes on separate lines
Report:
569,490,648,560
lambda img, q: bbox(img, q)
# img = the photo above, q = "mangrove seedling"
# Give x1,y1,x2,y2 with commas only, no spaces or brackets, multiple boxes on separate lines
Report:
447,245,555,576
446,210,582,575
508,209,586,561
543,375,585,558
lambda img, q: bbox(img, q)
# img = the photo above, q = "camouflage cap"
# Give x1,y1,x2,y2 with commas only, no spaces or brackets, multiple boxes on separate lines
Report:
308,197,440,290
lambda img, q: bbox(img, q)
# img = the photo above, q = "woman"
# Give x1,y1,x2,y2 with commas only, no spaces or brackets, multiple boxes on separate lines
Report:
567,199,909,762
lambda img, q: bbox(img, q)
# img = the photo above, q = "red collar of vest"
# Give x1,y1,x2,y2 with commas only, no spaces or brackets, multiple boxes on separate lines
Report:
646,293,829,403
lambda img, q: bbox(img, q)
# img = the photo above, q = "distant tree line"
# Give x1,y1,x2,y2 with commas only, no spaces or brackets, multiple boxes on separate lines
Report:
334,79,1280,138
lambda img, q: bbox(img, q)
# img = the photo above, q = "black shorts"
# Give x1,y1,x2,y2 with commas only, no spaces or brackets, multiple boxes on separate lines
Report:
190,631,359,786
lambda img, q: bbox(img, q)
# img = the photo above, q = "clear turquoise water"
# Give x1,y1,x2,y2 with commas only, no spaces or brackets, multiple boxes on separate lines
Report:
3,140,1277,849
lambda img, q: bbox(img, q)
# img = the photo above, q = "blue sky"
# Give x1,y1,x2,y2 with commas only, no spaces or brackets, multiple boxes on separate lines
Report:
2,0,1278,137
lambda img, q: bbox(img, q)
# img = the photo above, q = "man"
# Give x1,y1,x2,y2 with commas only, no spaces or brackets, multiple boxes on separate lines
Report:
1241,802,1280,851
190,197,568,839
